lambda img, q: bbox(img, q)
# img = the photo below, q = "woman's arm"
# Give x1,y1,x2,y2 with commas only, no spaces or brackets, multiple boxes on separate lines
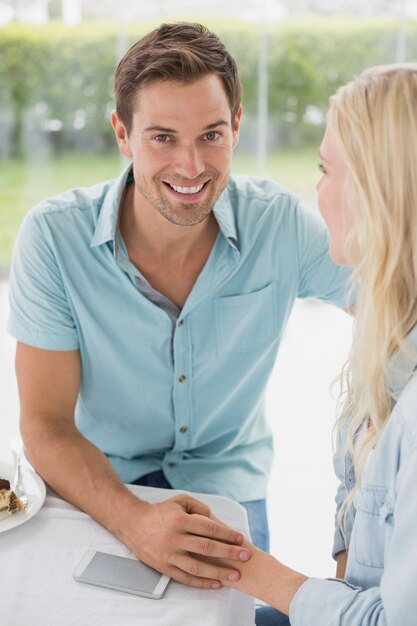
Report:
225,427,417,625
335,550,348,578
224,542,307,615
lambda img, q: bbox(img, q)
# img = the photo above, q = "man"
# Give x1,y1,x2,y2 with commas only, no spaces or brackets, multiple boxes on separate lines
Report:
8,23,350,589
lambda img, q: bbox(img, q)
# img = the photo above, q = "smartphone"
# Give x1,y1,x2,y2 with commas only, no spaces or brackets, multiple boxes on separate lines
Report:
73,550,171,599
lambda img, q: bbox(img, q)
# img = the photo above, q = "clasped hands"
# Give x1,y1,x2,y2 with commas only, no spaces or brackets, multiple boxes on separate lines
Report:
123,493,252,589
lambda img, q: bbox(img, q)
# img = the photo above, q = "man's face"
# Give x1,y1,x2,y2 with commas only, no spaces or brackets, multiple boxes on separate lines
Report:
112,74,242,227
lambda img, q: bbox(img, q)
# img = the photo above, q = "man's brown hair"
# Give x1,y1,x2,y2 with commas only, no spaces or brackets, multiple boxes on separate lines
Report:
114,22,242,134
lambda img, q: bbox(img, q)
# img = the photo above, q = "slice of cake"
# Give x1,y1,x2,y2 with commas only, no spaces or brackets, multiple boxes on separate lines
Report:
0,478,26,515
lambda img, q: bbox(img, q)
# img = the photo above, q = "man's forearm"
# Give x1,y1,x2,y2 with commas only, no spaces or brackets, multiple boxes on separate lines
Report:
22,416,143,539
21,416,251,589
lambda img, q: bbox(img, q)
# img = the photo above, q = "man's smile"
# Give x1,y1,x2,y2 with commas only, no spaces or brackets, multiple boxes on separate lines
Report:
162,180,211,202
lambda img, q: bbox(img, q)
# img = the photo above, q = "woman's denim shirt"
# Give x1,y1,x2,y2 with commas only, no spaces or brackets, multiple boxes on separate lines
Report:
290,326,417,626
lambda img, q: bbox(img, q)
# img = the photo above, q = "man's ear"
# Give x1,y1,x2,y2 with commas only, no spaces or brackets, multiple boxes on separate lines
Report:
232,105,243,149
111,111,132,158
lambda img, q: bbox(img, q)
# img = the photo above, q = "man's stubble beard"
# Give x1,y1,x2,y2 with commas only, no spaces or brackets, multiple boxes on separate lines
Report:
136,171,229,227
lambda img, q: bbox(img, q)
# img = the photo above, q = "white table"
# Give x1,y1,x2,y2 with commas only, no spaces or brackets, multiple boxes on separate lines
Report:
0,483,255,626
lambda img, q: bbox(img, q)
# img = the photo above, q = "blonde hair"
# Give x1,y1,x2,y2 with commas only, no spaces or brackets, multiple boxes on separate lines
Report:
330,64,417,525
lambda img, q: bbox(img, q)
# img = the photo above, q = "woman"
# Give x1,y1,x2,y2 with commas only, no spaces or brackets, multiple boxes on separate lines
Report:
224,63,417,626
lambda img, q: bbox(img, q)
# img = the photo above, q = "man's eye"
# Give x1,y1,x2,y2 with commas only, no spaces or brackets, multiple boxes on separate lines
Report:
154,135,171,142
203,131,220,141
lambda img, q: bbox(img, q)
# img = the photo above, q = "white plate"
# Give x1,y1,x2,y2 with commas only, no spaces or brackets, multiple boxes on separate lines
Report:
0,460,46,532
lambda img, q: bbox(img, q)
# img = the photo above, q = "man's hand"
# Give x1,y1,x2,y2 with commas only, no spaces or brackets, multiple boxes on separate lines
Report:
120,493,251,589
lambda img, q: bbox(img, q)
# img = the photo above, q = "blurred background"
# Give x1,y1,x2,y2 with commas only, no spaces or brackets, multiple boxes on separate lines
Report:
0,0,415,578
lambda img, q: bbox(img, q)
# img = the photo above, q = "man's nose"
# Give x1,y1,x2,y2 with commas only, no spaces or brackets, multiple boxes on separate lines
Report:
173,144,205,180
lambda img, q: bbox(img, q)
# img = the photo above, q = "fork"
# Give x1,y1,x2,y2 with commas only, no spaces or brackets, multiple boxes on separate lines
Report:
11,439,28,508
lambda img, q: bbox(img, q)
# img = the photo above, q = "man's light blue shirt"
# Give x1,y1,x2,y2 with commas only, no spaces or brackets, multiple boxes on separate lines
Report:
8,165,350,501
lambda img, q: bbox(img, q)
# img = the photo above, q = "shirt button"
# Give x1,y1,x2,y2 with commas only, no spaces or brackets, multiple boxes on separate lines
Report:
178,374,187,383
167,462,176,469
179,426,188,433
178,319,184,326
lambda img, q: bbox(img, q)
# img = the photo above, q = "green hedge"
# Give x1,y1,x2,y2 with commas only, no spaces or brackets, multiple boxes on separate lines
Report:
1,17,416,156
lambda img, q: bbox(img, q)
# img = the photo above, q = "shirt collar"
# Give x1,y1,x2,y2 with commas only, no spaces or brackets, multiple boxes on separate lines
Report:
388,324,417,401
90,165,239,252
90,163,132,248
212,183,239,253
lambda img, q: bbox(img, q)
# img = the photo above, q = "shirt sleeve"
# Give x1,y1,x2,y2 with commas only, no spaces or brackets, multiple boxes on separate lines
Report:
290,578,386,626
294,201,353,308
7,208,79,350
290,417,417,626
332,419,355,559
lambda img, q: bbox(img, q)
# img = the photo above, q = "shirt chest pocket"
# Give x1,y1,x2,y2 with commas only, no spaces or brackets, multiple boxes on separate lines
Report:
213,282,278,355
353,485,394,569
